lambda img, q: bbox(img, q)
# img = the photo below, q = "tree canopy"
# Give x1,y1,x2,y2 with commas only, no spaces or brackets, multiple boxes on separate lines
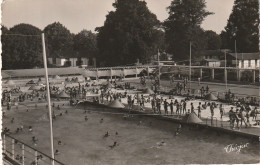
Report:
1,22,101,69
164,0,213,60
43,22,74,58
73,30,98,58
1,24,43,69
221,0,259,52
96,0,161,66
3,0,256,69
204,30,221,50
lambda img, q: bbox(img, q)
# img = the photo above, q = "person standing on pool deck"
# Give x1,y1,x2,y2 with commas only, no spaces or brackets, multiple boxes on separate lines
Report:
141,95,145,107
183,81,186,91
183,101,187,114
219,104,224,119
201,86,205,98
191,103,194,113
157,99,161,114
235,109,240,129
170,100,174,115
197,102,202,118
246,110,250,126
240,109,248,127
164,99,168,115
210,103,214,118
176,102,180,115
179,102,183,115
127,95,131,109
151,98,155,113
206,85,209,93
252,107,258,120
228,107,235,129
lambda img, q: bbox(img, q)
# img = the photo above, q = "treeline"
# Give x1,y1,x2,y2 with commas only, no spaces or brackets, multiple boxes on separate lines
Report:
1,22,97,69
1,0,259,69
220,0,259,53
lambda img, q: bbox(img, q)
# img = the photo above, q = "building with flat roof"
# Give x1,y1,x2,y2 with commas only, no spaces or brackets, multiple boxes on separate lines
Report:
48,57,96,68
197,50,260,69
226,52,260,69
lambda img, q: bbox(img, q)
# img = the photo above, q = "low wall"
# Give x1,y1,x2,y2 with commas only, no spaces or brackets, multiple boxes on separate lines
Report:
80,101,259,141
2,66,156,79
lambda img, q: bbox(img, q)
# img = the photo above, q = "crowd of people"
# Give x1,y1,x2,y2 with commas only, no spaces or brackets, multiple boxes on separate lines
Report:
1,73,260,165
99,77,260,129
2,75,260,127
2,75,260,144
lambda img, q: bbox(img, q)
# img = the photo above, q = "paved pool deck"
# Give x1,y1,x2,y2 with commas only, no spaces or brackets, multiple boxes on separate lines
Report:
84,100,260,140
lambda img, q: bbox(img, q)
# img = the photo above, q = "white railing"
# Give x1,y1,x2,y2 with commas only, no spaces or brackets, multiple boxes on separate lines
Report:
2,134,65,165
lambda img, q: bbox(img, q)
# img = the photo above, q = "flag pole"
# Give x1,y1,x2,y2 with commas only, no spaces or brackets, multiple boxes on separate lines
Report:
42,33,55,165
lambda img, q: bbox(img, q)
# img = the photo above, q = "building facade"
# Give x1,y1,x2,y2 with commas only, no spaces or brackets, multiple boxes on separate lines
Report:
198,50,224,67
198,50,260,69
48,57,96,68
227,52,260,69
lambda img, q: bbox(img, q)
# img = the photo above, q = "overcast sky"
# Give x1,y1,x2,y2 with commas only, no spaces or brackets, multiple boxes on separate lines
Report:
1,0,235,34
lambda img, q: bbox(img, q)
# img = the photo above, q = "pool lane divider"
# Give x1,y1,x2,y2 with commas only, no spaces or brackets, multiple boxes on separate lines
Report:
78,101,260,141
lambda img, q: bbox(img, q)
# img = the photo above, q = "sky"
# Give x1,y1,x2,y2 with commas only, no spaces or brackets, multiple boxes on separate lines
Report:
1,0,235,34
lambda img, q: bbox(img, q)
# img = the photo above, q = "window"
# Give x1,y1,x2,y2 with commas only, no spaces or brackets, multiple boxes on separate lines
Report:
255,59,258,68
248,60,251,67
241,60,244,68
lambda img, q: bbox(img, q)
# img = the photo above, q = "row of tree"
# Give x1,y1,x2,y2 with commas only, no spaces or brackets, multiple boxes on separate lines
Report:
1,22,97,69
221,0,259,53
96,0,258,65
1,0,259,69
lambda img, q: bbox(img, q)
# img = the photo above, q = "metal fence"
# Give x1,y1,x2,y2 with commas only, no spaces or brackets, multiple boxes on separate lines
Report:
2,134,65,165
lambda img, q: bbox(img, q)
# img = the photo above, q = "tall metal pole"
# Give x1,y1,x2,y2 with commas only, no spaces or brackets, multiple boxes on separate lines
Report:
235,40,238,79
259,58,260,107
258,0,260,107
189,42,192,89
42,33,55,165
235,40,237,68
259,0,260,107
225,50,227,91
158,49,160,88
